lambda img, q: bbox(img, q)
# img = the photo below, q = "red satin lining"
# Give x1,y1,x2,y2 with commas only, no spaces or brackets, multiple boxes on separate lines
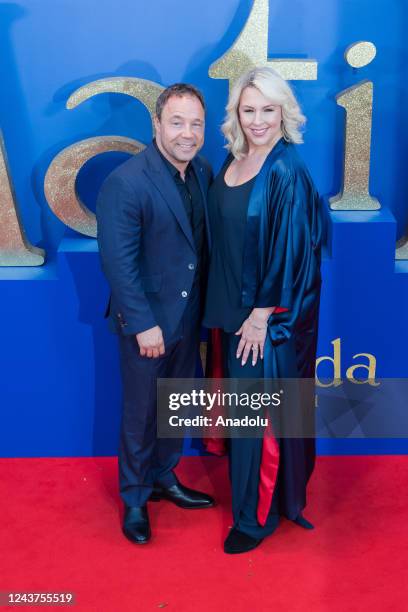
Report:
257,420,280,526
203,320,283,523
203,437,226,456
206,328,224,376
203,329,227,456
256,309,284,525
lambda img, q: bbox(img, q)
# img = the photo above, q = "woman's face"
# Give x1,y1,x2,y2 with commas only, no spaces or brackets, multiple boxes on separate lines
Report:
238,86,282,151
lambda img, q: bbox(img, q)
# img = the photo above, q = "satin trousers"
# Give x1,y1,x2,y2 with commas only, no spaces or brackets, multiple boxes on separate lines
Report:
222,331,280,539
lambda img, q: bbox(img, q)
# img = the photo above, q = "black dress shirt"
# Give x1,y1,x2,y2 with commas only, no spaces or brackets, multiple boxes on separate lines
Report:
154,140,206,284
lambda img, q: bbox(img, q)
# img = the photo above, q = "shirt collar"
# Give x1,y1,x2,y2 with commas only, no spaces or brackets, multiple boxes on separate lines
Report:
153,139,192,179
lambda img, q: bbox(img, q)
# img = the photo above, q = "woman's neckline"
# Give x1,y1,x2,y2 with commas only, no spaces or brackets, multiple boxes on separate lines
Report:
223,136,286,188
223,167,257,189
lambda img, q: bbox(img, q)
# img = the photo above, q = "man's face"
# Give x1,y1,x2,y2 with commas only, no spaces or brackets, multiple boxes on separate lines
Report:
154,94,205,167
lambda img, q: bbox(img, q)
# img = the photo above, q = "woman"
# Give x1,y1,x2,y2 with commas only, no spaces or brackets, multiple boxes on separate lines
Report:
203,66,322,554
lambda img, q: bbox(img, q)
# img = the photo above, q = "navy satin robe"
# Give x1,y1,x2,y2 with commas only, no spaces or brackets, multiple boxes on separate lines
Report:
237,137,322,520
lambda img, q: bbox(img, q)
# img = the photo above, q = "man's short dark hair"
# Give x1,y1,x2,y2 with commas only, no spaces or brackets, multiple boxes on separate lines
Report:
155,83,206,120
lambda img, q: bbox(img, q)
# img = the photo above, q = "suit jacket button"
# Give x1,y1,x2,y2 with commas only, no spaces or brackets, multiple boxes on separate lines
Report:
188,263,195,270
181,291,188,298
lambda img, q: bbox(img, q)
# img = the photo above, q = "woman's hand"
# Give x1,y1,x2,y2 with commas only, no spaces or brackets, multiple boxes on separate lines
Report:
235,307,275,366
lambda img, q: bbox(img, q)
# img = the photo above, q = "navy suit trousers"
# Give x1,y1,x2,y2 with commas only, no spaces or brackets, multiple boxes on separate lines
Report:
118,286,201,507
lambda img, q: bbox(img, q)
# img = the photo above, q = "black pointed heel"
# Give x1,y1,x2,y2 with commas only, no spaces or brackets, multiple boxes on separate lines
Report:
293,513,314,530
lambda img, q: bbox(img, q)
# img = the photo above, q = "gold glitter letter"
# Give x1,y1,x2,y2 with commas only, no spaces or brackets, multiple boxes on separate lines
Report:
396,237,408,260
66,77,163,122
44,77,164,237
330,43,379,210
0,132,45,266
209,0,317,88
345,41,376,69
44,136,143,237
330,81,379,210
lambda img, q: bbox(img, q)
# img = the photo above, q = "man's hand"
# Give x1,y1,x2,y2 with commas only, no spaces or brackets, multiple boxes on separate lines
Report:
136,326,165,358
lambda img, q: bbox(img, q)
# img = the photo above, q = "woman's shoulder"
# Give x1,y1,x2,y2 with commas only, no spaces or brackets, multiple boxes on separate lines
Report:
220,152,234,173
266,142,315,190
267,141,304,173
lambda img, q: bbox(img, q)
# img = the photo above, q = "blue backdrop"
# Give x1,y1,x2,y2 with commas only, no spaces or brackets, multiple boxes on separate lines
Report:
0,0,407,457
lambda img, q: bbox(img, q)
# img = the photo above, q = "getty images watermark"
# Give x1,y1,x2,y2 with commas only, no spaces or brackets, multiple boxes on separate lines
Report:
157,378,408,439
167,387,283,429
157,378,317,439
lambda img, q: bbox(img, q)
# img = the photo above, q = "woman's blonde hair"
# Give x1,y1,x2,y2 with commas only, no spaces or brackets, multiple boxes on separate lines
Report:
221,66,306,159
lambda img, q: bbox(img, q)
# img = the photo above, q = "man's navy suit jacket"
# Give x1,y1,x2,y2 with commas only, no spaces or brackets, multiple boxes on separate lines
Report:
96,142,212,343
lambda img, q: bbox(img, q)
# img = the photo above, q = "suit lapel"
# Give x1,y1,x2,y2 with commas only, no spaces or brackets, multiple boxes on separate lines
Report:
192,157,211,251
143,143,195,251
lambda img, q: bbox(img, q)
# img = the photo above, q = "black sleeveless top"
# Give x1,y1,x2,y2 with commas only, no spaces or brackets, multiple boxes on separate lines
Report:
203,159,256,332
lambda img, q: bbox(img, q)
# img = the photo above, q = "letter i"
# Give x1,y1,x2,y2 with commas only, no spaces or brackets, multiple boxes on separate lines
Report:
330,42,379,210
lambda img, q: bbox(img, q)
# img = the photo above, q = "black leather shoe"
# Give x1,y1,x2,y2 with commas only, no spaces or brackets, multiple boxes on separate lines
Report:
292,513,314,530
224,527,263,554
150,482,214,509
122,505,151,544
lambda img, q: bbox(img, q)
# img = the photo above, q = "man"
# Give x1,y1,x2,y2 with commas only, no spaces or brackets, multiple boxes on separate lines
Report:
96,83,214,544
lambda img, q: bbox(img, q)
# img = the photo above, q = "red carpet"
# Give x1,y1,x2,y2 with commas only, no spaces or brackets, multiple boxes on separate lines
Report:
1,456,407,611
